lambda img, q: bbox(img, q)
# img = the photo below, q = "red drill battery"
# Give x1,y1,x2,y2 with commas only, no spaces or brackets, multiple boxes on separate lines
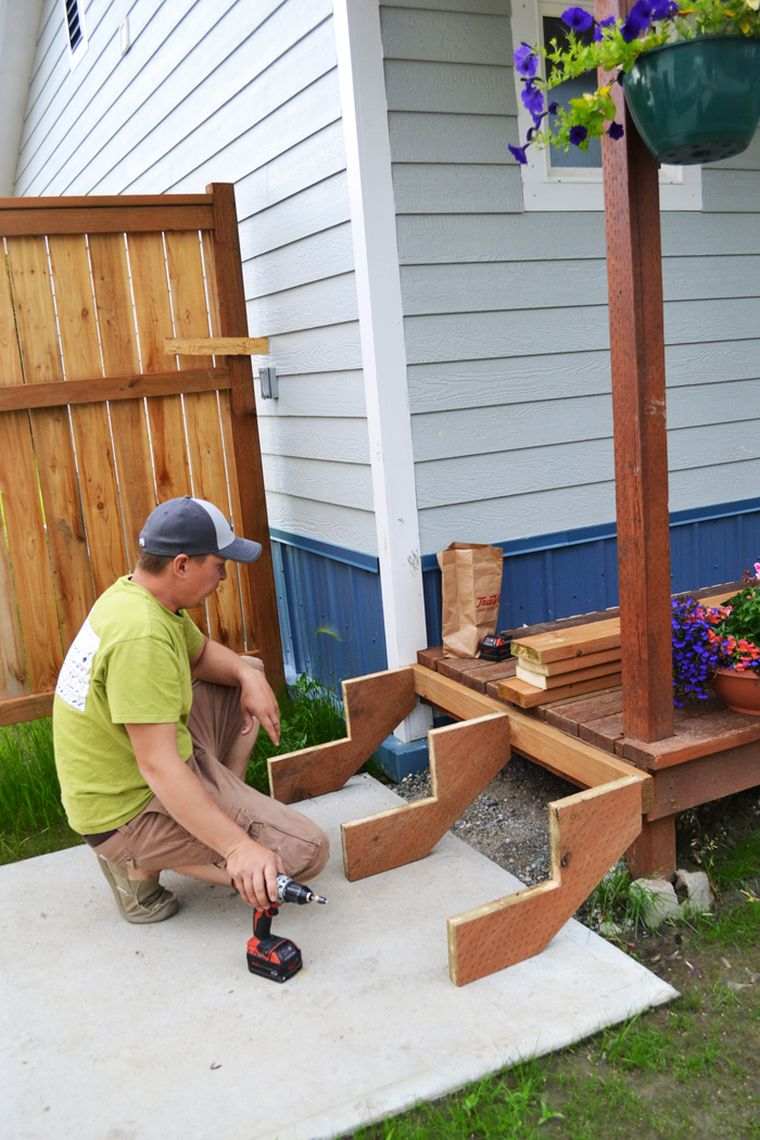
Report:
479,632,511,661
247,906,303,983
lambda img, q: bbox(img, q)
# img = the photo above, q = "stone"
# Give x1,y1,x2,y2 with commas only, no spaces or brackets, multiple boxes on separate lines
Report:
632,877,681,930
674,869,715,915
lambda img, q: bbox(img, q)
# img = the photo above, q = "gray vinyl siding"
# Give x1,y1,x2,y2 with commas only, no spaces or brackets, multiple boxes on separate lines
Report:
16,0,376,554
381,0,760,553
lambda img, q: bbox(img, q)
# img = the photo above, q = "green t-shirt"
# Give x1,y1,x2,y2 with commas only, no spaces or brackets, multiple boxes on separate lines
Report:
53,576,206,834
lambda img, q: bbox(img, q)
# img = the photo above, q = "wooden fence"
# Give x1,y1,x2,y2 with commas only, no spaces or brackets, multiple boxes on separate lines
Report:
0,184,283,724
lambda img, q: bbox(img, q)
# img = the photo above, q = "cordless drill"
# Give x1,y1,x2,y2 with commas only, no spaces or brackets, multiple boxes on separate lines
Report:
246,874,327,983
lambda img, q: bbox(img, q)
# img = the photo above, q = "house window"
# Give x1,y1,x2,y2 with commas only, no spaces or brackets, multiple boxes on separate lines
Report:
64,0,88,67
510,0,702,209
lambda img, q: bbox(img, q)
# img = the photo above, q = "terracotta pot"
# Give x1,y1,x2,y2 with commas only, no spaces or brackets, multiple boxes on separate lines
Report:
712,667,760,715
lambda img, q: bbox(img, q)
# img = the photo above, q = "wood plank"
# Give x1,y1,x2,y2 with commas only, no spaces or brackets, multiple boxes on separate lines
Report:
342,712,510,880
448,776,643,985
0,252,58,693
207,183,284,688
460,659,517,693
417,646,445,668
6,236,95,650
48,234,127,596
413,665,652,805
0,205,215,237
543,688,624,734
163,336,269,356
88,234,156,565
127,232,192,503
0,690,54,725
495,673,622,709
578,712,625,754
621,706,760,770
268,667,417,803
166,230,243,650
525,647,622,677
0,195,213,209
0,366,231,412
511,618,621,664
646,740,760,820
516,660,622,690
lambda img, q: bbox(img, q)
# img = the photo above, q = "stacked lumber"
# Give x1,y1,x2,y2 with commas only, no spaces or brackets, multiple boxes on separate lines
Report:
495,587,736,709
498,619,622,708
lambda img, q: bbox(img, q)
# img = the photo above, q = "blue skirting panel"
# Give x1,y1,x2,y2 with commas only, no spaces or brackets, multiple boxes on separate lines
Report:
272,498,760,691
270,530,386,690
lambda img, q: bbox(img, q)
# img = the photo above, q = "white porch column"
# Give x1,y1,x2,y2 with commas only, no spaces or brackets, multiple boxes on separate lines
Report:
334,0,430,742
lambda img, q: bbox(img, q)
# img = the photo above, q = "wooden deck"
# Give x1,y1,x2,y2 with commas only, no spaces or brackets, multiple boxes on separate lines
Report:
420,596,760,876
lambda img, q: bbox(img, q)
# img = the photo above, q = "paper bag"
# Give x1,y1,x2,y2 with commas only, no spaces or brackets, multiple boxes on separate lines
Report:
436,542,503,658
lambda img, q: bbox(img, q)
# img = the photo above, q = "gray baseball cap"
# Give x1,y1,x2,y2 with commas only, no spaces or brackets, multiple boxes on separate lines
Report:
138,497,262,563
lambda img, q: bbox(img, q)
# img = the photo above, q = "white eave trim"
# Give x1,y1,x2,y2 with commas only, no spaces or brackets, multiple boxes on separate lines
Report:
0,0,45,194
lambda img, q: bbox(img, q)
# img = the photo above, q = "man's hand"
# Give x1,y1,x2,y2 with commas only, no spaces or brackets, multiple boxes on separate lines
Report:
225,837,285,908
239,667,280,746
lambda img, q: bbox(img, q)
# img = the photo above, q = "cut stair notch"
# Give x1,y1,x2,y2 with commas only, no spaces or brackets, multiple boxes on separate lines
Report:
342,711,511,881
448,775,644,986
268,667,417,803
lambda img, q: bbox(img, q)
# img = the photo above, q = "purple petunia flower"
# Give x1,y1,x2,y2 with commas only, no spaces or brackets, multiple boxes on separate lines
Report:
651,0,678,17
621,0,654,40
607,122,625,140
561,6,594,32
569,124,588,146
514,42,538,78
521,81,545,119
548,102,559,115
508,143,530,164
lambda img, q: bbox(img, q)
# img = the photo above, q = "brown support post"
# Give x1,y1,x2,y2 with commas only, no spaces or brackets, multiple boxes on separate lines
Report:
596,1,673,741
207,182,285,692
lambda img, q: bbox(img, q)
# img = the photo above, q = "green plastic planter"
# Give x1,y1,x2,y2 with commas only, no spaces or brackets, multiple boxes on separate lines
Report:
624,36,760,165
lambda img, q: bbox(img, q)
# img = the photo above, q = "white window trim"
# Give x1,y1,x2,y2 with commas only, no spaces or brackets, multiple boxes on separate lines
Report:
63,0,88,70
511,0,702,210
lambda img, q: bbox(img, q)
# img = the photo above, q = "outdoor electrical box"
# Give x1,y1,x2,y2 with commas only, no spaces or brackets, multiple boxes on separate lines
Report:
259,365,279,400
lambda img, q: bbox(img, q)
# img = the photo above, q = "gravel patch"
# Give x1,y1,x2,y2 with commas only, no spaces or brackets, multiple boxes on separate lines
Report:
394,752,577,886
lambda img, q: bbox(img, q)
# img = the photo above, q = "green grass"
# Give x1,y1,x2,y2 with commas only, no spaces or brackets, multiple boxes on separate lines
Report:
582,863,657,935
245,674,349,792
0,718,81,864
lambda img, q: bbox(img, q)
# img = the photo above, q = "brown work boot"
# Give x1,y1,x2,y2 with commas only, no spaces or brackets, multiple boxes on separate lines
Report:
96,855,179,924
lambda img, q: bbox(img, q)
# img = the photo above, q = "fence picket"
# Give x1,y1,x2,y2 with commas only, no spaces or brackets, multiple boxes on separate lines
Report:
48,235,127,595
88,234,156,563
166,230,244,648
5,236,94,650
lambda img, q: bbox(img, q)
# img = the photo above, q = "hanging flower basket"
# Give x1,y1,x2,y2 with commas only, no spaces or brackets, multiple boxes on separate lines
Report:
624,37,760,165
508,2,760,169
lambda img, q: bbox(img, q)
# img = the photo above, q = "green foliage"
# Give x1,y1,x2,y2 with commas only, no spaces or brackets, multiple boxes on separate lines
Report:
245,674,348,793
519,0,760,158
583,863,656,935
716,581,760,650
693,897,760,948
0,718,81,864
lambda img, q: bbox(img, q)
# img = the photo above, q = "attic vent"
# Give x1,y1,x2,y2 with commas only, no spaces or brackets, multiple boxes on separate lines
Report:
65,0,83,52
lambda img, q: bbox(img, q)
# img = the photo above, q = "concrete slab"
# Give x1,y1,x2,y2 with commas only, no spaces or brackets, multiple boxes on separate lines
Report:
2,775,676,1140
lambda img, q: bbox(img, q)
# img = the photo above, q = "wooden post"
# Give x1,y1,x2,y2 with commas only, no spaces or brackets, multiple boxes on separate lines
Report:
596,0,673,741
207,183,285,692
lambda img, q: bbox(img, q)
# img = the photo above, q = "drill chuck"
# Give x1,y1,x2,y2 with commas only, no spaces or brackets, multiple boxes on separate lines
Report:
276,874,327,905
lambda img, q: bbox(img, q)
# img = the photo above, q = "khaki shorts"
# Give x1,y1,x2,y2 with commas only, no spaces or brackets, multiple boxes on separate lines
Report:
95,675,329,880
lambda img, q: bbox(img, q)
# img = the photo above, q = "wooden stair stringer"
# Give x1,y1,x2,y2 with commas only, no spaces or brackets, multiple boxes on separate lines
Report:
447,775,644,986
341,712,511,881
267,666,417,803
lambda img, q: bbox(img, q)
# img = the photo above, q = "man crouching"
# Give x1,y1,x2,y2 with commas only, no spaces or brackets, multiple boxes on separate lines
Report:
53,496,329,923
